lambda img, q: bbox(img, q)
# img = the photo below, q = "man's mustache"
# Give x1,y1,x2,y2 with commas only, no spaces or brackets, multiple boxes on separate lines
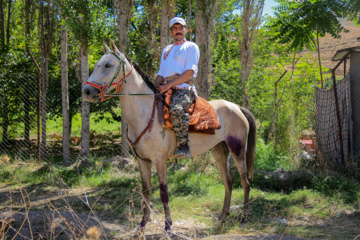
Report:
176,33,182,36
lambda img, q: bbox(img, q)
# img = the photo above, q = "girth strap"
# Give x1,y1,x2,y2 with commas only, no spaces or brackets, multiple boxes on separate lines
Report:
127,97,158,147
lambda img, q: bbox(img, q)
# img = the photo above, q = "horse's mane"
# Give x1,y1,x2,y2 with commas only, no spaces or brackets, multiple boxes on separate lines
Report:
125,54,157,93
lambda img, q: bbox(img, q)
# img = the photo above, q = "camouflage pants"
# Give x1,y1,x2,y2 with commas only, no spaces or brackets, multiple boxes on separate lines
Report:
169,89,194,146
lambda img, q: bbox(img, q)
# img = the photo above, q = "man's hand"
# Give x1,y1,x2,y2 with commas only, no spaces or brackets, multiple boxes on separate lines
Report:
158,83,171,93
156,70,194,93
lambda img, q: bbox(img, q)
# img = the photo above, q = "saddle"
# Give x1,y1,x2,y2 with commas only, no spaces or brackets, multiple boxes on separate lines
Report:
157,89,221,135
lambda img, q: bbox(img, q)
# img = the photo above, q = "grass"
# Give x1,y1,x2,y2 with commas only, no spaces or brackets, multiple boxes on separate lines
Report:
1,110,123,141
1,140,360,239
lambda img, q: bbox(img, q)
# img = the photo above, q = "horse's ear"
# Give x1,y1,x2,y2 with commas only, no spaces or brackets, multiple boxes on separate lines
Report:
103,40,110,53
110,39,120,54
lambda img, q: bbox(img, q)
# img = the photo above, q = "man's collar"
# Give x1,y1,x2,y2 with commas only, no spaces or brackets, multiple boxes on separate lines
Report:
174,39,187,46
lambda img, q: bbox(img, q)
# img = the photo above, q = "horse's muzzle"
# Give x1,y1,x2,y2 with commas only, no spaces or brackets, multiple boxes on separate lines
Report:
82,85,100,103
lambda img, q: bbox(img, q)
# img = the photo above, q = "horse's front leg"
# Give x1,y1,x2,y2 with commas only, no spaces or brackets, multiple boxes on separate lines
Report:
154,160,172,232
137,158,152,230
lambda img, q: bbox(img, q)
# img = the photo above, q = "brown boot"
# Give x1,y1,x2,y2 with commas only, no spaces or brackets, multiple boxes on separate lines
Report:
174,144,193,159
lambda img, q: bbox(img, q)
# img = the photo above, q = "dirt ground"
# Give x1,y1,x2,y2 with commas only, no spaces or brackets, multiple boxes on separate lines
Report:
0,210,311,240
0,183,358,239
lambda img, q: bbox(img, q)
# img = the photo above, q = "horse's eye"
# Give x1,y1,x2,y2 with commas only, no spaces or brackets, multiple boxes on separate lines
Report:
105,63,111,68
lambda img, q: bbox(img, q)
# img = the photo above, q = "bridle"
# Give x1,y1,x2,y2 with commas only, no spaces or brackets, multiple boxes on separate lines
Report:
85,50,162,148
85,51,134,102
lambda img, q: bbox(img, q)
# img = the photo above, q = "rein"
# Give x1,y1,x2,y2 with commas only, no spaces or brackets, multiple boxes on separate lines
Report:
86,50,163,147
127,98,158,147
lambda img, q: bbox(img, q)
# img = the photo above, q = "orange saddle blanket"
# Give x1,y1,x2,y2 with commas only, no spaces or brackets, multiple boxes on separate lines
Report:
163,89,221,134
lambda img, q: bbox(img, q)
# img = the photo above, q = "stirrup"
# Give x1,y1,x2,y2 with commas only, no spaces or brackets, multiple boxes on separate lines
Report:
174,144,193,159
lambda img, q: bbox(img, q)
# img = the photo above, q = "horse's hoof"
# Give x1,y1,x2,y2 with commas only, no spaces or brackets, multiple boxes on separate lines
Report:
132,225,145,236
218,216,227,223
217,211,229,223
160,230,174,240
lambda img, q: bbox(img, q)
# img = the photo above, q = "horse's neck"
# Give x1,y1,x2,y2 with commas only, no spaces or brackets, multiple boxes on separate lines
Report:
119,69,155,133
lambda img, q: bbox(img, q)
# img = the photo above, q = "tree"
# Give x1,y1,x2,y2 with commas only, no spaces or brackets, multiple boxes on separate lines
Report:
24,0,31,146
160,0,175,51
239,0,264,109
60,0,99,158
114,0,133,158
114,0,133,53
195,0,222,100
6,0,11,45
0,0,4,46
269,0,349,88
38,0,54,159
346,0,360,24
144,0,160,78
61,24,71,163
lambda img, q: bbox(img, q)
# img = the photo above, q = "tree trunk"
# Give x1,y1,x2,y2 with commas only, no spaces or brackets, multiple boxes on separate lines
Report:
274,71,287,148
239,0,264,109
146,0,159,78
80,44,90,158
38,1,45,158
114,0,133,158
160,0,174,51
316,32,323,88
0,0,4,46
6,0,10,45
187,0,192,42
114,0,133,53
61,24,71,163
195,0,220,100
2,95,9,145
24,0,30,146
40,56,49,159
38,0,53,159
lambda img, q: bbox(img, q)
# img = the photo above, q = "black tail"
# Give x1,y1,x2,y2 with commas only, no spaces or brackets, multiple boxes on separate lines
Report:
240,107,257,178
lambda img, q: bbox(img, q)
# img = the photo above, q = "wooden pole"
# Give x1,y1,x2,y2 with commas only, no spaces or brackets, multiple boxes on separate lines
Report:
27,50,41,162
332,69,345,165
330,50,351,166
274,70,288,148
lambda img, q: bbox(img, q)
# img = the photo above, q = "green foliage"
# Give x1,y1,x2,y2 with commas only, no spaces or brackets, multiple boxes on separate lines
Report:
312,176,360,204
269,0,349,52
0,49,38,140
169,169,219,196
254,138,292,171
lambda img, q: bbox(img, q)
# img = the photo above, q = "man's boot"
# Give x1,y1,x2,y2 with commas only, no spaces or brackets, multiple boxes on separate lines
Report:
174,144,193,159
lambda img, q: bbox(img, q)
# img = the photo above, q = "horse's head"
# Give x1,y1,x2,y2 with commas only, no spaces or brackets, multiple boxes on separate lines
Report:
82,39,130,103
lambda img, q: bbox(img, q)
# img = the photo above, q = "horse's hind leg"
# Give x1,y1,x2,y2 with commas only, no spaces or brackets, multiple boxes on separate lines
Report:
210,141,233,222
226,136,251,223
137,158,152,230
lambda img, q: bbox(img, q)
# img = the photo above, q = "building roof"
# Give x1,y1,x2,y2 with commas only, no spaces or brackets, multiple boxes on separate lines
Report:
332,46,360,61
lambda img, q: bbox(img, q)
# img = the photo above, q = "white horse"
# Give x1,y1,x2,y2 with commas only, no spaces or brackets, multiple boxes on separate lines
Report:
82,40,256,232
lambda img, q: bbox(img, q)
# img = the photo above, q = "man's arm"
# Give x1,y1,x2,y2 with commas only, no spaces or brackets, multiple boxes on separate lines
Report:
155,75,165,88
157,69,194,93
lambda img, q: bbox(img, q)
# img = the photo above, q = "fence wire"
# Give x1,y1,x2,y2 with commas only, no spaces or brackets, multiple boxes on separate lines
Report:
315,76,351,165
0,53,123,163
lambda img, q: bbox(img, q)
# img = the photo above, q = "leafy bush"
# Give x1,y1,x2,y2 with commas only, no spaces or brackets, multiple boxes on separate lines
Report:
255,138,292,171
312,176,360,204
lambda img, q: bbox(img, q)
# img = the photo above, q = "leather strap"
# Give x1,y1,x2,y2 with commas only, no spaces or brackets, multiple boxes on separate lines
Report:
127,98,158,147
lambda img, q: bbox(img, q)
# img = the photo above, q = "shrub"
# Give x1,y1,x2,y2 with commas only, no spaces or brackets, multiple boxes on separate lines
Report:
255,138,292,171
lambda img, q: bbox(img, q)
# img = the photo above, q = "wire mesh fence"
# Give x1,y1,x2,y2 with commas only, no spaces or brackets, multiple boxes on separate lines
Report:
0,51,124,163
315,76,351,165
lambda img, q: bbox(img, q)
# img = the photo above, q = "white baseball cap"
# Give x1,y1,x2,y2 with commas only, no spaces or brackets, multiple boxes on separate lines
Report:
169,17,186,29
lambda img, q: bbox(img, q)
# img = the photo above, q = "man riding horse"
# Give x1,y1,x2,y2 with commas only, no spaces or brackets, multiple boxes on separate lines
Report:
155,17,200,159
82,16,256,234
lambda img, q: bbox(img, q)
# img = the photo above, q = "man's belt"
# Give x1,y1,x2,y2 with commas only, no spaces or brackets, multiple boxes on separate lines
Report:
165,74,195,85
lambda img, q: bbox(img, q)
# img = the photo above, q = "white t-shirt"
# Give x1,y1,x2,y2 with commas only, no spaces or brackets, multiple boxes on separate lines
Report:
157,41,200,90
